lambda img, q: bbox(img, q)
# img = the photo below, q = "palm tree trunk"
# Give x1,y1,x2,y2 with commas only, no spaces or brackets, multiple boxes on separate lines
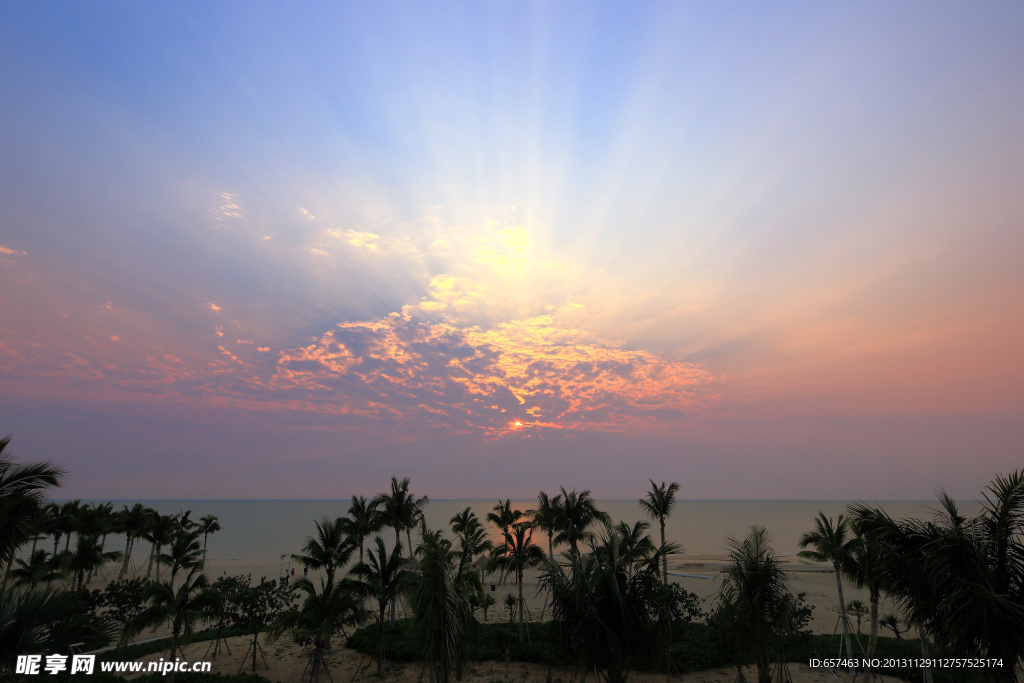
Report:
92,533,108,579
30,536,39,556
867,586,879,660
390,528,400,626
155,544,162,582
202,534,209,568
660,518,667,586
169,631,179,683
378,605,387,677
547,532,554,564
517,569,525,643
147,541,156,579
834,567,854,677
65,534,71,552
53,533,61,556
0,556,12,593
121,535,132,579
920,634,933,683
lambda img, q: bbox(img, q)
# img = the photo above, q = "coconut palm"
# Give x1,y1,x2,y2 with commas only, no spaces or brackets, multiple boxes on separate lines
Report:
124,567,218,683
9,549,66,587
144,513,176,582
609,520,657,573
490,521,546,643
65,533,122,589
527,491,563,565
56,500,81,552
846,519,884,661
850,471,1024,683
487,500,524,535
349,536,411,677
639,480,680,586
798,513,858,677
554,487,611,557
117,503,151,579
409,529,478,683
343,496,381,566
373,477,428,624
540,526,673,683
290,517,354,586
198,515,221,568
0,435,65,591
450,508,493,568
718,526,802,683
270,576,363,683
157,529,203,588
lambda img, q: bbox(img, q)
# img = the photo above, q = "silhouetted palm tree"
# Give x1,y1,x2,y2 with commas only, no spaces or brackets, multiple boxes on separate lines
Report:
349,536,410,676
487,499,524,535
0,435,64,591
271,575,363,683
528,491,563,565
373,477,428,624
639,480,680,586
798,513,857,677
157,529,203,588
343,496,381,565
9,549,66,587
290,517,354,586
66,534,122,590
125,567,218,683
198,515,221,568
117,503,151,579
145,513,176,581
850,471,1024,683
554,487,610,557
450,507,493,569
490,521,546,643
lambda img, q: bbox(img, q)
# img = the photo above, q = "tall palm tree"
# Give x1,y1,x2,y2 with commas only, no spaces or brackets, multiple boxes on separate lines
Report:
410,529,478,683
554,487,611,557
489,521,546,643
117,503,151,579
487,500,524,535
450,508,493,569
846,520,883,661
57,500,81,552
609,520,657,574
157,529,203,588
639,480,680,586
343,496,381,566
349,536,411,676
798,513,857,678
850,472,1024,683
198,514,221,568
145,513,176,581
271,576,363,683
290,517,354,586
124,567,218,683
527,491,563,565
0,435,65,591
373,477,428,624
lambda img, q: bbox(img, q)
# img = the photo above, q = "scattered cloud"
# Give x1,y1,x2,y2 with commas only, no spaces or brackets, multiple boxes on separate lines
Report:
310,248,329,256
208,303,221,312
0,245,27,255
257,347,270,352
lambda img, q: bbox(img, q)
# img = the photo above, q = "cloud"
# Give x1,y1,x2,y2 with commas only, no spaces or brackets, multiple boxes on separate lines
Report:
310,248,330,256
208,303,221,312
270,313,715,435
0,245,27,255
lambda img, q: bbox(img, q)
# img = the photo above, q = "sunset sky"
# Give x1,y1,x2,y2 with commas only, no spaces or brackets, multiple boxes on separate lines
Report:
2,2,1022,500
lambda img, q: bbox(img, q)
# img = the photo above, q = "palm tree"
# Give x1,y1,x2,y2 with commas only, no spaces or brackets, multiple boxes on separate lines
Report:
66,534,122,589
157,529,203,588
9,549,66,587
373,477,428,624
349,536,410,677
450,508,493,570
639,480,680,586
144,513,176,582
409,529,478,683
56,500,81,552
198,515,221,568
271,576,363,683
1,585,115,667
527,491,563,565
850,471,1024,683
846,519,884,661
290,517,354,585
343,496,381,566
539,526,673,683
718,526,801,683
117,503,151,579
487,500,524,535
608,520,656,574
490,521,546,643
798,513,857,677
0,435,65,591
125,567,219,683
554,487,611,557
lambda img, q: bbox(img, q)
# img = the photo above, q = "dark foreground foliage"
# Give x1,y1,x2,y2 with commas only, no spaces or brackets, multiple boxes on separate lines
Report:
347,620,987,683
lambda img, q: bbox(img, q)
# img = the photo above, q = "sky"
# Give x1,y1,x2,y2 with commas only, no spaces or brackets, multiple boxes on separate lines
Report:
1,2,1022,500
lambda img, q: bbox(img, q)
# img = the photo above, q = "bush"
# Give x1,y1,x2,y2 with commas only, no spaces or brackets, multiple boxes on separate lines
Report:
346,620,554,664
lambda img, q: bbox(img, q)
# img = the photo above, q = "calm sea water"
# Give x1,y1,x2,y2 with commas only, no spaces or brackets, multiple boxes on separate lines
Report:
82,498,978,570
